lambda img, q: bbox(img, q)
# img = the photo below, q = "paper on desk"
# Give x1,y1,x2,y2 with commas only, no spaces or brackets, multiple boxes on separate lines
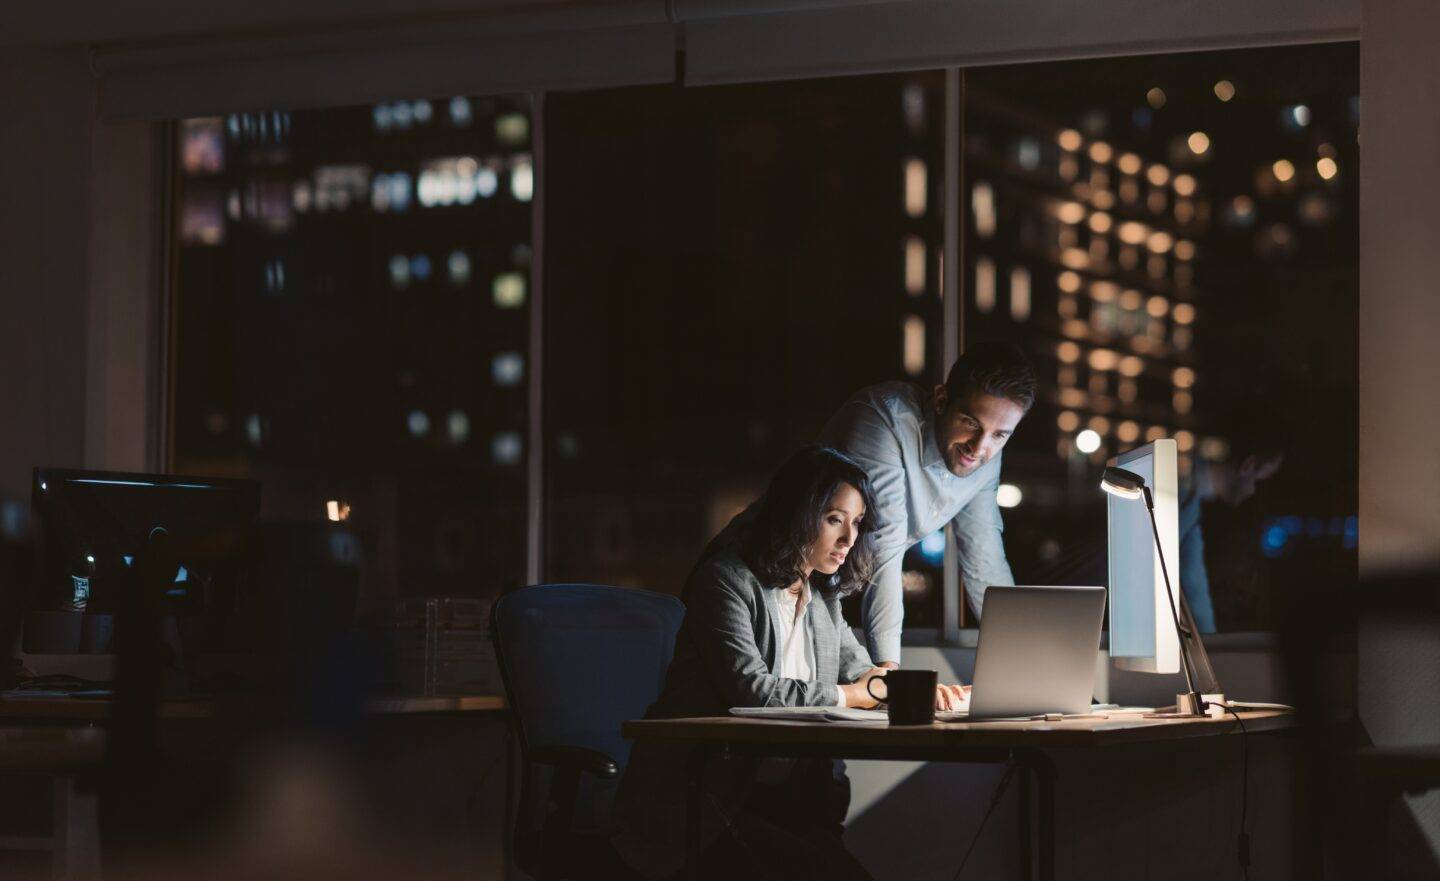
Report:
730,706,827,720
729,705,970,723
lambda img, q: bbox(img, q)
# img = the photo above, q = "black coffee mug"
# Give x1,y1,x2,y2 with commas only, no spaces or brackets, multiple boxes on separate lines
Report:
867,669,938,725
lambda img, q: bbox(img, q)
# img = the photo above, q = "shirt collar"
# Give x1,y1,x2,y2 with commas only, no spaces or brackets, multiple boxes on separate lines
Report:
920,410,948,473
774,582,810,608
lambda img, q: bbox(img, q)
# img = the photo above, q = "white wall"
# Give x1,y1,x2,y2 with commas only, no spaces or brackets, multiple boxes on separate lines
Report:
1359,0,1440,859
0,49,160,503
0,49,95,501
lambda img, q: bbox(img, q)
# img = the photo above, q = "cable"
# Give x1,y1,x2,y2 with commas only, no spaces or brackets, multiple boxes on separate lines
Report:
951,761,1019,881
1223,706,1252,881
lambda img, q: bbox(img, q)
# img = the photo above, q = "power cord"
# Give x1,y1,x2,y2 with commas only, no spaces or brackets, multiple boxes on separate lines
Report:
951,761,1019,881
1222,706,1252,881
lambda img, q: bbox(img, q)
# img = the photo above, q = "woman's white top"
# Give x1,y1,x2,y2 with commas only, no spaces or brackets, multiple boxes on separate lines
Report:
775,584,845,707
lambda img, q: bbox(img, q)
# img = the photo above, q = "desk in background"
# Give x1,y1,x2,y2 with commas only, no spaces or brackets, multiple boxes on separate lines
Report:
624,709,1294,881
0,694,508,880
0,693,505,721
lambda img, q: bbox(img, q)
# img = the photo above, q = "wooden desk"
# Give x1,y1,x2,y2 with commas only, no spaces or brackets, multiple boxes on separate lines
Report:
623,710,1294,881
0,693,506,721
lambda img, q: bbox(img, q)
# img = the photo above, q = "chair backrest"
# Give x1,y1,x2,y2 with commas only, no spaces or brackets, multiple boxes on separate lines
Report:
492,584,684,832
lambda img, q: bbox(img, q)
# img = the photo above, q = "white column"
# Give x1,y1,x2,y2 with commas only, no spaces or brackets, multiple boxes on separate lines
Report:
1360,0,1440,852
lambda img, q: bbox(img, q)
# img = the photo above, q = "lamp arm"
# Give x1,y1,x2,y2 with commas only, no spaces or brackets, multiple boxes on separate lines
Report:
1142,486,1199,697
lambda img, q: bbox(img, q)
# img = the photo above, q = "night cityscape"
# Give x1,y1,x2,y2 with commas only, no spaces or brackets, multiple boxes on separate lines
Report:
173,44,1357,633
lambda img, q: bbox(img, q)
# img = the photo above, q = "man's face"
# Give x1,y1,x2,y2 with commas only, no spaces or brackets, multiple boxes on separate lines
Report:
932,386,1026,478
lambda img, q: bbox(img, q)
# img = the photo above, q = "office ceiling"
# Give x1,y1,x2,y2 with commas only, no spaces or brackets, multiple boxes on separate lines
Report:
0,0,898,50
1,0,613,48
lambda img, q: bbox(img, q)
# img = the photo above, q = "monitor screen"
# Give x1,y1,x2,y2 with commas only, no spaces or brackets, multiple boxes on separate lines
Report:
30,469,261,617
1106,440,1181,674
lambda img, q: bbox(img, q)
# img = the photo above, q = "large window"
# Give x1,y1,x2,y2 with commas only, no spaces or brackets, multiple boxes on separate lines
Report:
543,75,950,625
962,44,1358,632
173,96,534,601
169,44,1357,634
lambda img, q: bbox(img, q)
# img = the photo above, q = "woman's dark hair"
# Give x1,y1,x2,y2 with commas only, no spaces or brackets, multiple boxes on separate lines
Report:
741,446,881,597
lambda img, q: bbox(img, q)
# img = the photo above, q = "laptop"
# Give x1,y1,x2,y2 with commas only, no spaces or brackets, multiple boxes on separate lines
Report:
964,585,1107,720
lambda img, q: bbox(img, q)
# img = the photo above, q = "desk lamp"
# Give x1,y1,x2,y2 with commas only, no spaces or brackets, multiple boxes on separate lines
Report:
1100,465,1211,716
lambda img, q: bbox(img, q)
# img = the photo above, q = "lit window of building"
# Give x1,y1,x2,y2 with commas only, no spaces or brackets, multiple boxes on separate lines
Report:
904,236,927,295
492,432,523,466
492,352,525,387
447,410,471,445
510,156,535,201
496,113,530,147
1010,266,1032,321
180,118,226,175
972,182,997,238
448,96,473,126
903,158,928,217
975,257,997,313
448,251,472,286
493,273,527,308
902,315,926,376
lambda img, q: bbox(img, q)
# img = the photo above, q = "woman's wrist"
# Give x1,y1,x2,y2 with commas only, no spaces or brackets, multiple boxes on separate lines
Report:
841,680,882,709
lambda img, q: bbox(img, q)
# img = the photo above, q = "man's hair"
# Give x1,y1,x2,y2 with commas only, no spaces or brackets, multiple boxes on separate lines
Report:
943,341,1037,412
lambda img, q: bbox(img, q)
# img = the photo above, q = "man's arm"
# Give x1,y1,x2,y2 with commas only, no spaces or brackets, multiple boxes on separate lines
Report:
860,554,905,666
951,462,1015,621
837,619,877,682
818,399,912,665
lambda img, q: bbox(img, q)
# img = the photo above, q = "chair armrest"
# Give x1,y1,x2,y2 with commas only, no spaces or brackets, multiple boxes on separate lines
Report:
530,744,620,779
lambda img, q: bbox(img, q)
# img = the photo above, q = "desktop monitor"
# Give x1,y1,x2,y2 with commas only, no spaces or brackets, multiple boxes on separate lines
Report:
28,468,261,651
1106,439,1181,674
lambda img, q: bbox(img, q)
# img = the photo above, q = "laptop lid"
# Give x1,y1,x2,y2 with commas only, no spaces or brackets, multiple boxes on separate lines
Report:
968,586,1106,720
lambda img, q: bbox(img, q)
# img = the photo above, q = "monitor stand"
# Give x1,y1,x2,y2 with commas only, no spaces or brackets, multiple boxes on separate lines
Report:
1146,591,1224,717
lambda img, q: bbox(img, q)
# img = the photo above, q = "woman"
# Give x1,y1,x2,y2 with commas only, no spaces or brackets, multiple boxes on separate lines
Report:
614,446,964,880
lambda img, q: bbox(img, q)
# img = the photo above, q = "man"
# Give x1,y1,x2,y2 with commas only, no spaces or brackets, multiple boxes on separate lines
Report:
707,342,1036,667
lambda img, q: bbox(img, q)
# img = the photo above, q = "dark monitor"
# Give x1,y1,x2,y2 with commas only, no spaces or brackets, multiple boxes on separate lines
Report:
28,468,261,651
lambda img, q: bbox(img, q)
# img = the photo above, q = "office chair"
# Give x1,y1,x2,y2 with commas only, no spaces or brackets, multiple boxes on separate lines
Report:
491,584,684,881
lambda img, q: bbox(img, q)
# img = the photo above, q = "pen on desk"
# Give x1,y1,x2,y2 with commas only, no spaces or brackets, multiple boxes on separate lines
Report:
1031,713,1108,721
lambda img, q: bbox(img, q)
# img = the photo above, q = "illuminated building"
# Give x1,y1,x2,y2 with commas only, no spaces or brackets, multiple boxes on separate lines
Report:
173,95,535,595
962,86,1205,477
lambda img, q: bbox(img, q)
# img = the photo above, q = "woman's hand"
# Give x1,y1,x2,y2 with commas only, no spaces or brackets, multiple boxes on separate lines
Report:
934,683,969,711
840,667,890,709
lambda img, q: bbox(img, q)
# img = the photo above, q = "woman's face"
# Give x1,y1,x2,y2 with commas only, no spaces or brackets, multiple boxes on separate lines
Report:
804,483,865,577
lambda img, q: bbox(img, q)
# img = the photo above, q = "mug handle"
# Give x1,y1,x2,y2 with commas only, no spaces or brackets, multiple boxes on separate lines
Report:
866,675,887,703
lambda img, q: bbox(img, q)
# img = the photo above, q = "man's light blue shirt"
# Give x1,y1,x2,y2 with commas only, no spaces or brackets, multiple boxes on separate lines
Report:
816,382,1016,663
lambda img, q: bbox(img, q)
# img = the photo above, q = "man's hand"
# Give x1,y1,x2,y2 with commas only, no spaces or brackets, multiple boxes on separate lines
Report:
840,667,890,708
935,683,969,712
879,661,900,670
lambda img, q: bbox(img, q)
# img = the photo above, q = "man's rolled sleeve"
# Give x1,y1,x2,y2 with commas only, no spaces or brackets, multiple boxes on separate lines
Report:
861,555,904,664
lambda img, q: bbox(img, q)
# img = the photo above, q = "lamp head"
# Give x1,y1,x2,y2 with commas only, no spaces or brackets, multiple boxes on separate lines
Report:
1100,466,1146,500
